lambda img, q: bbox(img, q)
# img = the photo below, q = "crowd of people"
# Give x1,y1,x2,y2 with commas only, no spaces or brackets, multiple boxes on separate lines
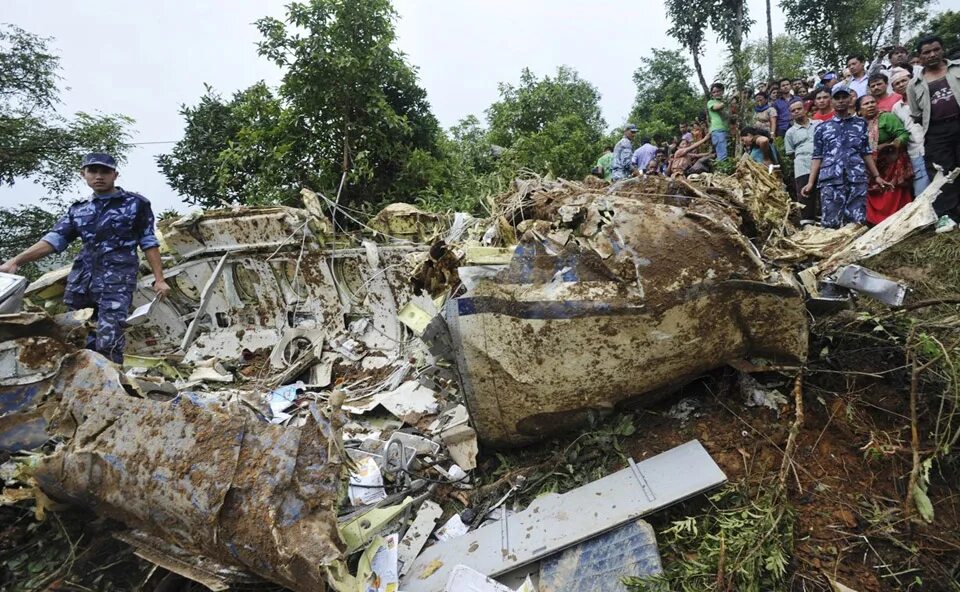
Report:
595,35,960,232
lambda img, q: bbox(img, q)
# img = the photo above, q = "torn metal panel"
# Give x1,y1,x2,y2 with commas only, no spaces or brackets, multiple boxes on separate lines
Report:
0,337,68,386
34,350,346,592
813,168,959,277
401,440,726,591
161,206,320,260
368,203,447,241
444,565,514,592
0,272,28,314
180,253,229,351
397,500,442,577
834,265,907,307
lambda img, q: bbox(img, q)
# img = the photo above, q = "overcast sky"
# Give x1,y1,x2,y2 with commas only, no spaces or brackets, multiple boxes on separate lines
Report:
3,0,795,213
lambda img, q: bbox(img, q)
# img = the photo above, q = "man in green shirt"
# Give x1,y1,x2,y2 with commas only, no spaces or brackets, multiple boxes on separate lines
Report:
594,145,614,181
707,82,730,161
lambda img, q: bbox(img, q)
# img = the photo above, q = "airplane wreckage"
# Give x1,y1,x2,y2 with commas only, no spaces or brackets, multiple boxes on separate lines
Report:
1,160,957,591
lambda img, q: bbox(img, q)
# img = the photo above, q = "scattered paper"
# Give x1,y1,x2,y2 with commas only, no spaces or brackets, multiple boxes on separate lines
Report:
349,455,387,507
267,382,303,423
366,532,399,592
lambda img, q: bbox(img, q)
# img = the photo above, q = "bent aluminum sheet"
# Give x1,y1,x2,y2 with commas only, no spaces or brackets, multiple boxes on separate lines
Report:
34,350,346,592
834,265,907,307
400,440,725,592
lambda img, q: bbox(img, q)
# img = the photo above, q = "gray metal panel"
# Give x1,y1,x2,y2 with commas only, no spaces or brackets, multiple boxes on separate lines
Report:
834,265,907,306
400,440,726,592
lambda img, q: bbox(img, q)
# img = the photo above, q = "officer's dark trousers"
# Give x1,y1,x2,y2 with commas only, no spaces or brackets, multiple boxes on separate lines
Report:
67,289,134,364
924,117,960,219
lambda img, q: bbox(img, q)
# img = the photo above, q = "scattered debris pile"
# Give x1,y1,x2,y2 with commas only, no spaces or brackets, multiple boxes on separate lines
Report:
1,162,959,591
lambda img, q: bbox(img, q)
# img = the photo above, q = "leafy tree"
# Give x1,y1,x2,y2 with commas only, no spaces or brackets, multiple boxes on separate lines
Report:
780,0,931,70
160,0,444,212
485,66,606,179
712,0,753,96
664,0,712,97
628,49,704,141
0,24,132,279
0,205,66,280
0,24,133,195
256,0,442,211
909,10,960,58
157,85,245,207
727,35,817,89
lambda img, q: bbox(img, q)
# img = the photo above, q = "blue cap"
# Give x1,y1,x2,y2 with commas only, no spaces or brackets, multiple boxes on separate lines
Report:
831,83,852,97
821,72,838,82
624,123,638,132
81,153,117,169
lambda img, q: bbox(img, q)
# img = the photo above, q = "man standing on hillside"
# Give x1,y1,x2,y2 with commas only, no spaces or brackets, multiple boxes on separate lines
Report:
770,78,800,138
594,145,614,181
906,35,960,230
847,55,870,99
0,153,170,362
785,100,820,226
611,124,639,180
707,83,729,162
802,85,891,228
868,73,902,113
890,67,930,197
632,137,658,175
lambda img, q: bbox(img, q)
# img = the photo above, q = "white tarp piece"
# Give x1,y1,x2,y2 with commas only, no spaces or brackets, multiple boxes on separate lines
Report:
401,440,726,592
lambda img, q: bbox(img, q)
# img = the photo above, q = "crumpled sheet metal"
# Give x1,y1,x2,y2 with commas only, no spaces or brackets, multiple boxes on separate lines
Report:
443,196,809,447
34,350,346,592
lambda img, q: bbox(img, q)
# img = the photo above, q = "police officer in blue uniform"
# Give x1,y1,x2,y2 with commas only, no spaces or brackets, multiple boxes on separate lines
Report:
801,84,892,228
0,153,171,362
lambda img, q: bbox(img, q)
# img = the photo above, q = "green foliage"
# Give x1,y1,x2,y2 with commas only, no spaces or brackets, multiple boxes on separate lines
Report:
780,0,932,70
157,85,251,207
909,10,960,56
664,0,713,94
486,66,606,180
484,414,636,507
625,484,795,592
742,35,816,88
0,24,131,276
628,49,704,141
0,23,133,195
160,0,443,212
0,205,65,280
257,0,441,210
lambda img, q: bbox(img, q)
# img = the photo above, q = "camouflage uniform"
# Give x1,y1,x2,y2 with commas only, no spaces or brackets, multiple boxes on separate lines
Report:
611,136,635,181
42,188,159,363
811,115,872,228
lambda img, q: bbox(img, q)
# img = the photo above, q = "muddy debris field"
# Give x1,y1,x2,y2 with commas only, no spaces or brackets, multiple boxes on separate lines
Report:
2,164,960,592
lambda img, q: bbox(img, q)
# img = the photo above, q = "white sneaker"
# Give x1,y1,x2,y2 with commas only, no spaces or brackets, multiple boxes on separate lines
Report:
935,215,958,234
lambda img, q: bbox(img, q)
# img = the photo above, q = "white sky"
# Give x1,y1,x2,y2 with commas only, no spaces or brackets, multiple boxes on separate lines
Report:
2,0,794,213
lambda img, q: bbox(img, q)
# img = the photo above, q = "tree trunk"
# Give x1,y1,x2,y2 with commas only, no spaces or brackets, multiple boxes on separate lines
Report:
766,0,774,81
892,0,903,45
691,46,710,97
734,0,744,91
